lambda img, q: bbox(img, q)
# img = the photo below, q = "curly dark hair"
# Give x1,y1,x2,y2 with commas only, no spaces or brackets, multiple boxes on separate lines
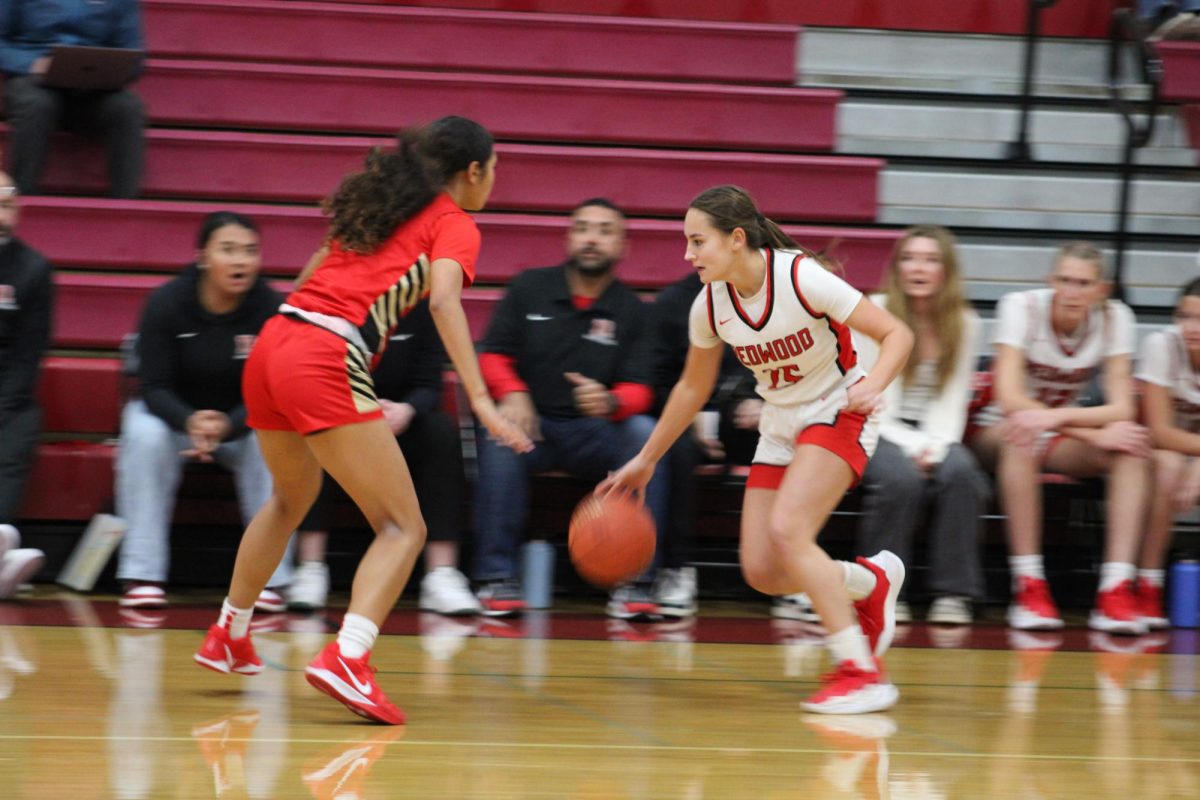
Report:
322,116,494,253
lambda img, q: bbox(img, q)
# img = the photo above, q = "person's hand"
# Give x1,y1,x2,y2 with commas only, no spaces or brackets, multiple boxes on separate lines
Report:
475,398,533,454
378,399,416,436
1002,408,1058,454
1091,421,1151,458
845,381,884,416
597,454,656,502
914,449,937,475
30,56,50,78
565,372,613,418
733,398,763,430
183,410,230,461
498,391,541,441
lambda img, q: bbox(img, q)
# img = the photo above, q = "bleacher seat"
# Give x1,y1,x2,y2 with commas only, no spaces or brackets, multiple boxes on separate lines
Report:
1158,42,1200,103
37,357,122,435
144,0,800,84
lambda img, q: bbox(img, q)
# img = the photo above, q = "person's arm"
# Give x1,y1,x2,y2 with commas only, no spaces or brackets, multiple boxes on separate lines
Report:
136,291,195,431
0,4,45,75
292,245,330,290
428,257,530,452
0,255,52,420
1142,381,1200,455
843,297,914,415
111,0,147,78
599,343,724,497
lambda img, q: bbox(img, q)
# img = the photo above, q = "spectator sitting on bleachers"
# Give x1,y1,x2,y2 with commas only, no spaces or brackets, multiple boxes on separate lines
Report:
474,198,668,619
0,0,146,198
0,171,49,598
289,302,479,615
967,242,1150,635
115,211,294,612
1139,0,1200,40
1133,275,1200,629
648,271,757,618
853,225,989,626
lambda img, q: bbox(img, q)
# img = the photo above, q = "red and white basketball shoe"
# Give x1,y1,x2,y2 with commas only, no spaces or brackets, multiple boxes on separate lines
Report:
1007,576,1065,630
801,660,899,715
1089,580,1148,635
305,641,405,725
1135,580,1170,630
853,551,906,658
193,624,264,675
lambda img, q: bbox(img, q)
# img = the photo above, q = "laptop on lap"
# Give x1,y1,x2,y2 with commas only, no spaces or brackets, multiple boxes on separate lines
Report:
41,45,140,91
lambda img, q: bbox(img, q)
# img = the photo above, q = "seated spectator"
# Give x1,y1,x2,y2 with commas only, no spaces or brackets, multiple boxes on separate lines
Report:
116,211,294,611
289,302,479,615
968,242,1149,634
0,172,49,598
1133,276,1200,629
1139,0,1200,40
648,271,756,618
0,0,146,198
473,198,668,618
853,225,989,625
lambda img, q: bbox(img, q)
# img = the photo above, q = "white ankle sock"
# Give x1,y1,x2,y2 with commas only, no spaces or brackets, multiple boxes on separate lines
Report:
825,624,875,672
1137,568,1165,588
1098,562,1135,593
1009,554,1045,587
337,613,379,660
218,598,253,640
841,561,877,601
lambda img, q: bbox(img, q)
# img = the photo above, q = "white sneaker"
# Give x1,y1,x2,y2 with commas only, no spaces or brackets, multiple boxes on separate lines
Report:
287,561,330,611
772,592,820,622
420,567,482,616
654,567,698,618
893,600,913,624
927,596,972,625
0,524,18,556
0,549,45,599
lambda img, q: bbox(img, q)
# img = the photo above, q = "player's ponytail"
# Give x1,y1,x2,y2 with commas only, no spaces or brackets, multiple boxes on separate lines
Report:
688,185,841,272
323,116,494,253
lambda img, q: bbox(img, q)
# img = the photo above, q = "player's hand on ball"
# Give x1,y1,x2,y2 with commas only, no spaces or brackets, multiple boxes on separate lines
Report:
597,454,655,501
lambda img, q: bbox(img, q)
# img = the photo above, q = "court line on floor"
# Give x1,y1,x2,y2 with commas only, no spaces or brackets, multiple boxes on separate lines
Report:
1,734,1196,763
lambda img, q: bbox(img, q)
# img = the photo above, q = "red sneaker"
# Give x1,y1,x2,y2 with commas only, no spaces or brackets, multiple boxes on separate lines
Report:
1089,580,1148,635
193,624,263,675
305,642,405,725
801,660,898,714
1006,576,1064,630
852,551,905,658
1136,581,1169,630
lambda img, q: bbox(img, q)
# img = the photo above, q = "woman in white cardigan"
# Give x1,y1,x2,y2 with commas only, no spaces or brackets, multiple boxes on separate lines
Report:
855,225,988,624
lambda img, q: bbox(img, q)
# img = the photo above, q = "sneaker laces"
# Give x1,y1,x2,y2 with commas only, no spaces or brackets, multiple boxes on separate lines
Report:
1018,577,1057,616
1102,580,1140,620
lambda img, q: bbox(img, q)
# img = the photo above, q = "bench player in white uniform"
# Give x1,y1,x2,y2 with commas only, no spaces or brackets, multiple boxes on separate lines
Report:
601,185,913,714
969,242,1149,634
1135,277,1200,629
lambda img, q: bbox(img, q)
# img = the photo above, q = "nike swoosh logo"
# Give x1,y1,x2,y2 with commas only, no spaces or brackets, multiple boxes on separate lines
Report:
389,333,413,341
525,314,553,321
177,332,199,338
718,318,733,325
339,656,373,695
223,644,234,665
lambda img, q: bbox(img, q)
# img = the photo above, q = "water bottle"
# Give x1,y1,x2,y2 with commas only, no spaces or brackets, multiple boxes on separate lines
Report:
1169,560,1200,628
521,540,555,609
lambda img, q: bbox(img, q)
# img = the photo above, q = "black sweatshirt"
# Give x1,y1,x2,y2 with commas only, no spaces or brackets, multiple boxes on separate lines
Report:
372,301,445,414
135,264,280,439
0,237,53,423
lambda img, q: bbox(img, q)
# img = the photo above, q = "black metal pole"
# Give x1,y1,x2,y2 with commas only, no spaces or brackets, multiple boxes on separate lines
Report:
1112,136,1133,304
1006,0,1043,162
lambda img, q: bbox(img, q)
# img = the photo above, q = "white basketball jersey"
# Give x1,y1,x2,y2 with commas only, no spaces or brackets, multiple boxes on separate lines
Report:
1136,326,1200,433
689,248,864,405
992,288,1135,408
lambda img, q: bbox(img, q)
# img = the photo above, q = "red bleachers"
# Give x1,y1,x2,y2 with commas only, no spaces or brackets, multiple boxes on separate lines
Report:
19,443,115,521
144,0,799,84
14,132,880,221
22,199,897,289
133,59,838,151
1158,42,1200,103
343,0,1122,38
38,357,123,434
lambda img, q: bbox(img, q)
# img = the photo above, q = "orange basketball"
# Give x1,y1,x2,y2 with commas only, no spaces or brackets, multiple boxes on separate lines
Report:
568,493,656,588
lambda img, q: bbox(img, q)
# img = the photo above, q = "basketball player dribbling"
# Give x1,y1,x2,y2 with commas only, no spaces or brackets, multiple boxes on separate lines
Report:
600,185,914,714
193,116,531,724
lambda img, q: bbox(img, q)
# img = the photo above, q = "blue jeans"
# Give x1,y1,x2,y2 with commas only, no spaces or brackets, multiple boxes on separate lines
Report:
1139,0,1200,17
472,414,668,582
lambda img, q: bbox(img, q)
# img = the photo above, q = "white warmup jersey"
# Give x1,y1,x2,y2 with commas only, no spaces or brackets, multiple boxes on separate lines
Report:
1136,326,1200,433
974,288,1136,429
688,248,865,405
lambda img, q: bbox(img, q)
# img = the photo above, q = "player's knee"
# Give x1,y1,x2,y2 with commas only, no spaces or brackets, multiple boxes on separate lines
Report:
740,558,783,595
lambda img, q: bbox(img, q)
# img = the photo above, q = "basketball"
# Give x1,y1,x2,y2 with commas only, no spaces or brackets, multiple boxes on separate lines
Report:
568,493,656,588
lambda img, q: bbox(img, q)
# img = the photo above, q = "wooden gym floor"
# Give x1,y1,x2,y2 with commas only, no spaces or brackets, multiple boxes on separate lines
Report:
0,591,1197,799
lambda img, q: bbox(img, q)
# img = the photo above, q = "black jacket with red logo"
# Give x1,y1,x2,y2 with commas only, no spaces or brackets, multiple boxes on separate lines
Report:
0,237,52,423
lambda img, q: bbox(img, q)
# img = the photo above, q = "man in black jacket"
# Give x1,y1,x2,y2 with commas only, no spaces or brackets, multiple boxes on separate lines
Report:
0,174,50,597
474,199,668,618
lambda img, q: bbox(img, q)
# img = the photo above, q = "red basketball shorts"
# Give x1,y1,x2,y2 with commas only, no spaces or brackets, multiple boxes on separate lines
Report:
746,381,879,491
244,315,383,435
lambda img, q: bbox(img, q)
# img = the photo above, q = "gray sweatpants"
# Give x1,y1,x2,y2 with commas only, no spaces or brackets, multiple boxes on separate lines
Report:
856,437,989,600
115,400,294,586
